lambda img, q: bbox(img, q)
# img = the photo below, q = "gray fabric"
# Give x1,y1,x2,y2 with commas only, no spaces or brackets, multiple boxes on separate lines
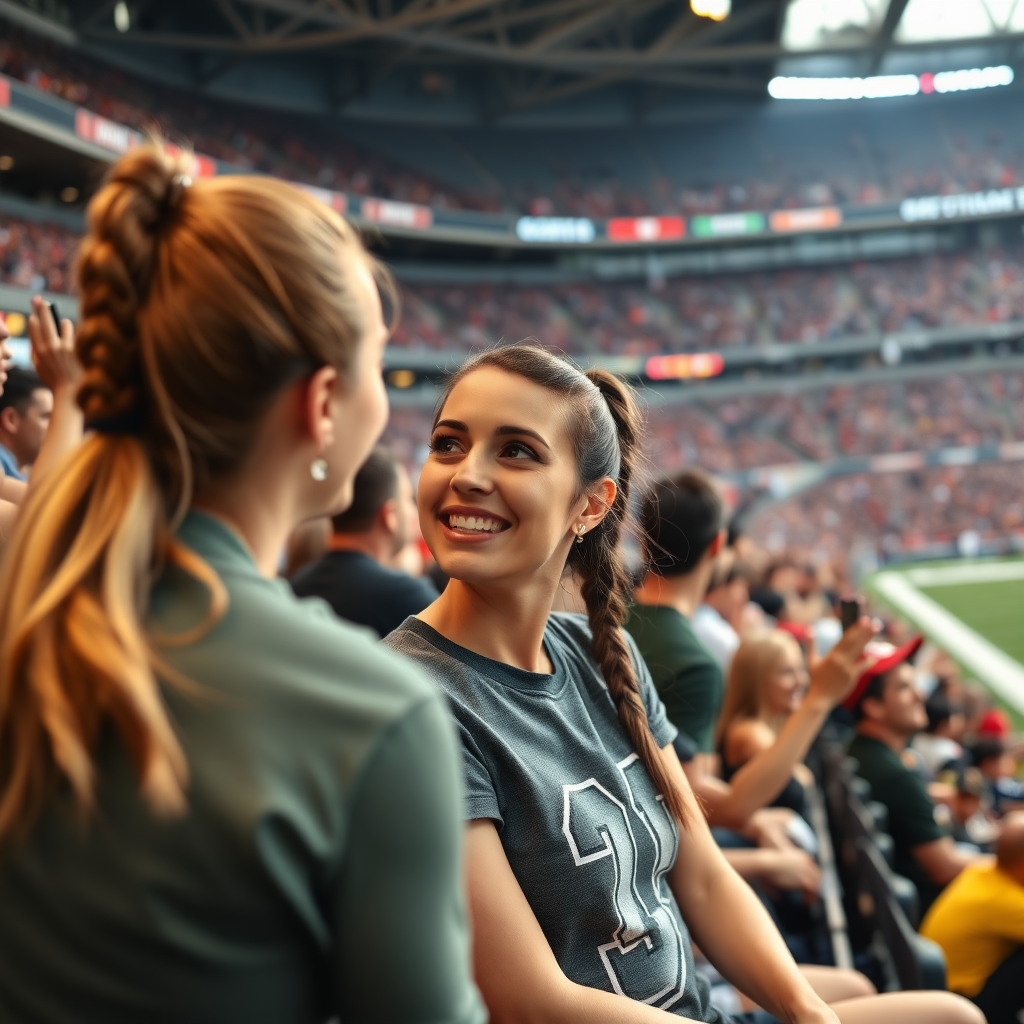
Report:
384,612,732,1022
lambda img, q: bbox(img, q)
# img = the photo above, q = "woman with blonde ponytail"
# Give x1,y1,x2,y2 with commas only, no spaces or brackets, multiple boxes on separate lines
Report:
384,343,980,1024
0,146,483,1024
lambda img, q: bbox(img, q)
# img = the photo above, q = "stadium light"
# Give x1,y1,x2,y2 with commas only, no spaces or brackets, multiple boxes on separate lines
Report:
769,65,1013,101
690,0,730,21
114,2,130,33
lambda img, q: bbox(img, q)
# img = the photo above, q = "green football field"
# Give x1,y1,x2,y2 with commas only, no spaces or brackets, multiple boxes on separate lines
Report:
867,557,1024,726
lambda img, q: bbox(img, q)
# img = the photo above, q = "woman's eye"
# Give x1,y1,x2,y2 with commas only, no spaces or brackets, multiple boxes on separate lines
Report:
501,442,538,460
429,434,462,455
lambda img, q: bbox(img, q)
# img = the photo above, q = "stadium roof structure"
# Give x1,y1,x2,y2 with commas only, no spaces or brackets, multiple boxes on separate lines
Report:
10,0,1024,123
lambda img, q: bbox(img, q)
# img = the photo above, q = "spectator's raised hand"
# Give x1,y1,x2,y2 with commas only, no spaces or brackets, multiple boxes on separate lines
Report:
28,295,81,394
806,617,876,708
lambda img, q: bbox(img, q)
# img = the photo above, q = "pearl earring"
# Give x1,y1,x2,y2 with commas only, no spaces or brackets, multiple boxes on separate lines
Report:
576,523,586,544
310,458,328,482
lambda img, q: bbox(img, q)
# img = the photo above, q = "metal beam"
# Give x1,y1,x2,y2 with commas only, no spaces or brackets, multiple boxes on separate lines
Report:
868,0,911,72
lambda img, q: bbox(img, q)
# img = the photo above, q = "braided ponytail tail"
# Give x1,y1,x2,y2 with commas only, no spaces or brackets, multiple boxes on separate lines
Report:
0,147,213,844
571,370,691,828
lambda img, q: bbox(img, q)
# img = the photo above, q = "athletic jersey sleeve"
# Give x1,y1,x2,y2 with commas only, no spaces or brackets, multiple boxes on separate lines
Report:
625,628,679,751
334,695,485,1024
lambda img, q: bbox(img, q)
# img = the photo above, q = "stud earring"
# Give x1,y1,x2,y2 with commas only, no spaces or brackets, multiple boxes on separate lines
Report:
576,523,586,544
310,458,328,482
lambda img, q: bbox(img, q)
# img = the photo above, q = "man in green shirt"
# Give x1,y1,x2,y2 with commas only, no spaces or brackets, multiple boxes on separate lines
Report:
845,636,981,914
624,469,727,764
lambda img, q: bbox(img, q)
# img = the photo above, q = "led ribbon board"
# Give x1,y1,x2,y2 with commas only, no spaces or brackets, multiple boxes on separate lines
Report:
769,66,1013,101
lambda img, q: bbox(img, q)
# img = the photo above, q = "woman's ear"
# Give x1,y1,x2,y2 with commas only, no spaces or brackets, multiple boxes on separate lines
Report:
303,365,340,450
578,477,617,534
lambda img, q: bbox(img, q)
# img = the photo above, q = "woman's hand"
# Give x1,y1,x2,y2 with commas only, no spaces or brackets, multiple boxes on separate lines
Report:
28,296,81,395
805,618,875,708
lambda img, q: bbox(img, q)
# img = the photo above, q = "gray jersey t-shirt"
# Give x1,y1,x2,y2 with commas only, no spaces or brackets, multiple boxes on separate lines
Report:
384,613,730,1022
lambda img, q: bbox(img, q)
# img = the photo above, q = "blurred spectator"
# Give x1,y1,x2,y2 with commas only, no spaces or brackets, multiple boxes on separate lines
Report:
845,637,982,913
921,811,1024,1024
693,557,747,673
971,737,1024,817
0,366,51,480
912,694,967,781
625,469,728,761
717,630,812,819
291,446,437,638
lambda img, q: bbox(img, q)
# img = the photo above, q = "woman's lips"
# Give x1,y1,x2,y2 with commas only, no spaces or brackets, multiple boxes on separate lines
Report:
437,508,511,542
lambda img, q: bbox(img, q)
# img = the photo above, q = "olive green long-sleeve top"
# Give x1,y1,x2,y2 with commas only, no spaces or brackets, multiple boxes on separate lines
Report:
0,511,484,1024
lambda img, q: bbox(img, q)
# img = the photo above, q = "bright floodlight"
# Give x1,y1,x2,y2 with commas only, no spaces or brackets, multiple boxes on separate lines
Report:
114,2,130,33
691,0,731,20
768,74,919,100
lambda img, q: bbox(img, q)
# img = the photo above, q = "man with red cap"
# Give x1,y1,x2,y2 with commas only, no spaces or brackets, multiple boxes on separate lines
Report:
845,636,981,913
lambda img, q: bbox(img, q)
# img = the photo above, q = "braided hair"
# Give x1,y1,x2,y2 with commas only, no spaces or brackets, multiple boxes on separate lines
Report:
437,345,690,827
0,144,390,842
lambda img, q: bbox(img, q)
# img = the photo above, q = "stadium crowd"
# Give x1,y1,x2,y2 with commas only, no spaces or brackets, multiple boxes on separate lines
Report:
3,17,1024,220
0,143,1021,1024
396,248,1024,353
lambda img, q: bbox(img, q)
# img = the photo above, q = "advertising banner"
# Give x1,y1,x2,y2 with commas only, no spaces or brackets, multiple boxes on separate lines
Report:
361,198,433,229
769,207,842,232
690,212,766,238
606,216,685,243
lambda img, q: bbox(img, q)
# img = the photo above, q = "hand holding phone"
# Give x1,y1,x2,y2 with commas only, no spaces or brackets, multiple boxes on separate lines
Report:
840,597,863,632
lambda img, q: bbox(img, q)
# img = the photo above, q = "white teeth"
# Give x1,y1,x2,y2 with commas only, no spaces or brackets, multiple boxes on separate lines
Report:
448,514,503,533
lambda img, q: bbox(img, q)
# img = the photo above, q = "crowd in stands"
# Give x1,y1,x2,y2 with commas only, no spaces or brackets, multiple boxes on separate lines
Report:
2,142,1022,1024
0,21,492,211
0,214,78,294
396,246,1024,354
4,17,1024,220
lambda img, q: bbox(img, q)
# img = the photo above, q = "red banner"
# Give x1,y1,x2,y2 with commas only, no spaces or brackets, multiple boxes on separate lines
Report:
606,216,685,243
0,77,10,108
75,109,141,154
361,198,433,229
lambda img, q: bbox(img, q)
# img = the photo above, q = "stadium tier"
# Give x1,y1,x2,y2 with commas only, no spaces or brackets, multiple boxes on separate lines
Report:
5,13,1024,247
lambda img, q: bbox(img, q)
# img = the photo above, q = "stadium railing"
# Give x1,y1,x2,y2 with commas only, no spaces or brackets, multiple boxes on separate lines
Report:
818,736,947,992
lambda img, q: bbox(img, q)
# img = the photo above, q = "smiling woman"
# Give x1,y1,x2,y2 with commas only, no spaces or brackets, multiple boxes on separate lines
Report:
384,343,982,1024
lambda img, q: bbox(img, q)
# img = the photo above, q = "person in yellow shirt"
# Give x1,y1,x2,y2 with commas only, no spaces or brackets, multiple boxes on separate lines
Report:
921,811,1024,1024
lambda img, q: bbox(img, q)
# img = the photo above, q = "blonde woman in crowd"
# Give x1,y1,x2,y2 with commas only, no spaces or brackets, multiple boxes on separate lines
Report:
718,630,815,818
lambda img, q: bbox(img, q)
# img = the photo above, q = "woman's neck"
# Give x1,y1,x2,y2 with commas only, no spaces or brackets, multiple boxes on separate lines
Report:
418,577,558,673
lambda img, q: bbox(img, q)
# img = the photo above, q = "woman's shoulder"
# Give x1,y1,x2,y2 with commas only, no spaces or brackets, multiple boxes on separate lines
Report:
160,569,438,716
724,717,775,765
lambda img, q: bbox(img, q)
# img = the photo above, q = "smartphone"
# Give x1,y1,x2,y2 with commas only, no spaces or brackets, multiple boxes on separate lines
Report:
840,597,862,631
48,302,61,333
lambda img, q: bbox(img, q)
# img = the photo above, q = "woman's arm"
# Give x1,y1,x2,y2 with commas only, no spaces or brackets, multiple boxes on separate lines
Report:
466,819,703,1024
662,744,837,1024
27,296,83,488
699,620,876,829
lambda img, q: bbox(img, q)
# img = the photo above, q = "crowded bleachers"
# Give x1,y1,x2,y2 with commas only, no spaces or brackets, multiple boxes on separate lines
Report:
2,6,1024,1021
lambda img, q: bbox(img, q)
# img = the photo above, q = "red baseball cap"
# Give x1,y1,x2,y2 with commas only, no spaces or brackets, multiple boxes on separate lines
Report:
841,635,924,711
978,709,1011,738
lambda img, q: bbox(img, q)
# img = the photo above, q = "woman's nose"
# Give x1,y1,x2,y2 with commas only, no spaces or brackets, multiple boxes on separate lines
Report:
450,449,494,494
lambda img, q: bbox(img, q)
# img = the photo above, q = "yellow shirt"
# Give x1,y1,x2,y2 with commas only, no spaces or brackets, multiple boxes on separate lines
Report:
920,861,1024,996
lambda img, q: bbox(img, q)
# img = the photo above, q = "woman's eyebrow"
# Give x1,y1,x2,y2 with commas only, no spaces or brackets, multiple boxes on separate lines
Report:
434,418,468,432
495,425,551,450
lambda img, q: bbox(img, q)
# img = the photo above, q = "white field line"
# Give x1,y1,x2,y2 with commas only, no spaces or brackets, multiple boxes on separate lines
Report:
872,571,1024,717
905,561,1024,588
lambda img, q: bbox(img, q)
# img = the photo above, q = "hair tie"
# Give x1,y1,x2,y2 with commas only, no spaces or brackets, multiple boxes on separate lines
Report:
157,173,192,228
85,405,145,436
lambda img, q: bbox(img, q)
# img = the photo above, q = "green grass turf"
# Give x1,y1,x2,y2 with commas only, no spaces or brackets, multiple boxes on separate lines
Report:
917,577,1024,667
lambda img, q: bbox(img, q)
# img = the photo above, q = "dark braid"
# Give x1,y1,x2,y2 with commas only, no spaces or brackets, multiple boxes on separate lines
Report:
437,345,691,828
571,371,691,827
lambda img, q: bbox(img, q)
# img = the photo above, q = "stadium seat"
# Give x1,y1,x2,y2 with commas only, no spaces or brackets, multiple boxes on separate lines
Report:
855,838,946,991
